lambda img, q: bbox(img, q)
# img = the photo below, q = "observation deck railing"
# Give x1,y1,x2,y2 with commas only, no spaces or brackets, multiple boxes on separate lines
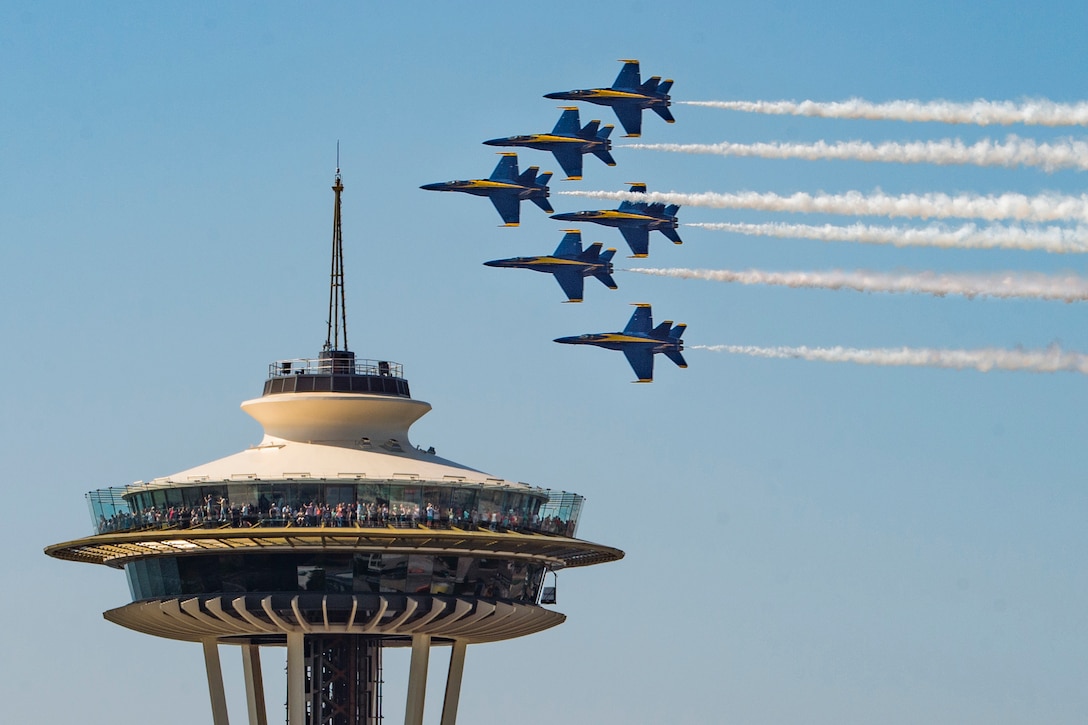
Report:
269,358,404,379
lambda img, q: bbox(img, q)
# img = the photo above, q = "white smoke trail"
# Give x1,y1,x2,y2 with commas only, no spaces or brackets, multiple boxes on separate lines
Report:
688,221,1088,254
559,189,1088,223
694,344,1088,374
681,99,1088,127
623,136,1088,172
626,267,1088,302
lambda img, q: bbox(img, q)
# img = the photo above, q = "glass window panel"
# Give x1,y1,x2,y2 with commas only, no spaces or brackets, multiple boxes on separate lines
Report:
406,555,433,594
380,554,408,593
354,554,382,593
430,556,459,595
325,558,353,593
297,565,325,591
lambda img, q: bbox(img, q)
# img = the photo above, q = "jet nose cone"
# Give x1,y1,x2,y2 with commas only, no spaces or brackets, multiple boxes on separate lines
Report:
554,336,579,345
483,260,503,267
482,138,505,146
544,92,569,100
550,213,576,221
420,182,445,191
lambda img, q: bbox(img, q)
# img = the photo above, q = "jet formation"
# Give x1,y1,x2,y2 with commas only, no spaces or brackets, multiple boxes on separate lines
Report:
544,59,674,138
420,153,552,226
555,303,687,383
484,230,617,303
552,183,681,258
421,60,688,380
484,107,615,181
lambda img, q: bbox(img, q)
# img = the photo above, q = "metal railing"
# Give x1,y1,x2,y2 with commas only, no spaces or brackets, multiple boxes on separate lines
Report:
268,358,404,379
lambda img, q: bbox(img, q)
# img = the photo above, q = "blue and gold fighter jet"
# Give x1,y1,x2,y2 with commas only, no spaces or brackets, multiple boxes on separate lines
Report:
555,303,687,382
550,182,681,257
484,230,618,303
483,107,616,181
544,59,674,138
420,153,552,226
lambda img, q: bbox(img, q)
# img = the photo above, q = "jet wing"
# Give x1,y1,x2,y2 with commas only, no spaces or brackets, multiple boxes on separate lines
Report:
618,225,650,257
552,108,581,136
624,305,653,334
552,269,585,303
622,346,654,382
490,154,519,181
489,194,520,225
613,104,643,137
613,60,641,90
551,147,584,180
554,231,583,257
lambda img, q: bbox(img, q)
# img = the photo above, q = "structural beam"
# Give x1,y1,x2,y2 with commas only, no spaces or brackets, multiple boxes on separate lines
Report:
242,643,268,725
440,640,468,725
203,638,230,725
287,632,305,725
404,634,431,725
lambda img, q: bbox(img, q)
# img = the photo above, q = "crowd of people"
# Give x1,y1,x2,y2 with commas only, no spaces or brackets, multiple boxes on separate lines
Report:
95,495,577,538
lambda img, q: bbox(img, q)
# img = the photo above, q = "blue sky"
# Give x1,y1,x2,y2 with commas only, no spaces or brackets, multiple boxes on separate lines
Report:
3,2,1087,723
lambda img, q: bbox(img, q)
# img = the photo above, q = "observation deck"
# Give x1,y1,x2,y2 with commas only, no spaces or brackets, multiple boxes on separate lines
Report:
264,351,410,398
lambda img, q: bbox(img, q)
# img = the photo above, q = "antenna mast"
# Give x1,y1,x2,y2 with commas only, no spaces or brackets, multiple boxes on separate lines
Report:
325,144,349,352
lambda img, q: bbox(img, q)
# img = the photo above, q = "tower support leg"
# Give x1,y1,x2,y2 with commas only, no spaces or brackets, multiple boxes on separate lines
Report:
404,634,431,725
242,643,268,725
439,640,467,725
203,638,231,725
288,632,306,725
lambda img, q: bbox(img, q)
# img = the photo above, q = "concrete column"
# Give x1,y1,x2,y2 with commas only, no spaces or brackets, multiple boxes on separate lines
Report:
440,640,468,725
242,644,268,725
404,634,431,725
287,632,306,725
202,638,230,725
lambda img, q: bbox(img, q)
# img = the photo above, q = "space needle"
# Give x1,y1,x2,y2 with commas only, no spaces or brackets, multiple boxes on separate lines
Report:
45,165,623,725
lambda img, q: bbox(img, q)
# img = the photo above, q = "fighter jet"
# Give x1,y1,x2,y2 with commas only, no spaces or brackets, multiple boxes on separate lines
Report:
483,107,616,181
555,303,687,383
550,183,681,257
544,59,674,138
484,230,618,303
420,153,552,226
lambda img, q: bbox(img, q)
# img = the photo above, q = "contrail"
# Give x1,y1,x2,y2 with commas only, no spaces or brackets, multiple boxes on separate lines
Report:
559,189,1088,223
680,99,1088,127
688,221,1088,254
626,267,1088,302
694,344,1088,374
623,136,1088,172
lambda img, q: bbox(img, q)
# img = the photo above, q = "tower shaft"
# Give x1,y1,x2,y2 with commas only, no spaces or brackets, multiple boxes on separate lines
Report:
304,635,383,725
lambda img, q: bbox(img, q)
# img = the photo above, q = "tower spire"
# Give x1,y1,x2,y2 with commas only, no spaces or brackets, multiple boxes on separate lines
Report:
325,143,348,352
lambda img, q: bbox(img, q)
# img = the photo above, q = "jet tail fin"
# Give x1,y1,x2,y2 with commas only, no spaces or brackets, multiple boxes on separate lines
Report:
598,247,617,263
658,79,674,95
518,166,540,185
598,124,614,140
579,242,604,261
580,119,601,138
640,76,661,94
663,204,680,216
669,323,687,340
